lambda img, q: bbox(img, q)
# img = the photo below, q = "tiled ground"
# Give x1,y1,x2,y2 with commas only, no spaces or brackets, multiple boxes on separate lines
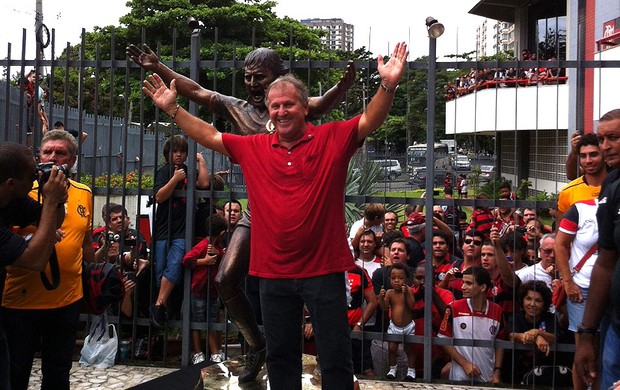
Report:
26,358,508,390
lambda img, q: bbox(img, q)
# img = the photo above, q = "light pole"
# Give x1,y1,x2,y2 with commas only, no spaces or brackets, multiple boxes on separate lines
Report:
423,15,444,382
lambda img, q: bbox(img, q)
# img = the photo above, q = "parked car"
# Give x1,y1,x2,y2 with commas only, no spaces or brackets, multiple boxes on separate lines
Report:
453,155,471,171
479,165,496,182
409,168,455,189
371,159,402,180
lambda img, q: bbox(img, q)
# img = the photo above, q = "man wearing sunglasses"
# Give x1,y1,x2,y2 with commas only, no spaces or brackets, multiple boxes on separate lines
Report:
438,231,484,299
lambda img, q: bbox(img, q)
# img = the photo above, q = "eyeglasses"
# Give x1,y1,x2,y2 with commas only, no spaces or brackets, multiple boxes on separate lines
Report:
541,248,554,255
464,238,483,246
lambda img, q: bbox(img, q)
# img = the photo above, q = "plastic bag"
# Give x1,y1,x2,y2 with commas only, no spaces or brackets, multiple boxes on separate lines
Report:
79,314,118,368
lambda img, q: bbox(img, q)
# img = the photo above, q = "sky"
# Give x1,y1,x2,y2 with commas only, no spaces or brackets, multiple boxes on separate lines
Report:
1,0,486,62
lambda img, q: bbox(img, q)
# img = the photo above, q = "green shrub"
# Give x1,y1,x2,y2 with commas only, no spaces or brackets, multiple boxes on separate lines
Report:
80,171,155,189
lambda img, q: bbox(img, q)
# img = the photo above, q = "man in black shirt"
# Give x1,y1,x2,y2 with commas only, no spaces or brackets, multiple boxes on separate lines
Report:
575,109,620,390
0,142,67,390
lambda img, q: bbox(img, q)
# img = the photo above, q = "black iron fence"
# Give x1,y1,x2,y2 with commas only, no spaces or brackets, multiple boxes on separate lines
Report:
1,24,619,388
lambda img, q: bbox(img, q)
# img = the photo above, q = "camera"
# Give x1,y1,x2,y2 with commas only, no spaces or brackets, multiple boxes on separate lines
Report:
107,232,121,243
37,162,69,184
107,232,137,247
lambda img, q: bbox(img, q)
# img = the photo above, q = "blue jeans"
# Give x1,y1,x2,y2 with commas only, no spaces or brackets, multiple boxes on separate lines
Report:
3,300,81,390
260,273,353,390
154,238,185,285
601,324,620,390
567,285,588,332
190,292,220,323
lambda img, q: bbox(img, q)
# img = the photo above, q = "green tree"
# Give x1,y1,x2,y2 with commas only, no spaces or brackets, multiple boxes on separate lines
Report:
49,0,361,125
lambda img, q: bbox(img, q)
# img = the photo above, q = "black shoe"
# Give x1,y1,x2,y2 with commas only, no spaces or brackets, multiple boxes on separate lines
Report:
238,347,266,383
150,304,168,328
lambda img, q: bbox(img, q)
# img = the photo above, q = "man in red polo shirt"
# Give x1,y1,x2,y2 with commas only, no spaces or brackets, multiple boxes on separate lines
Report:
143,42,408,390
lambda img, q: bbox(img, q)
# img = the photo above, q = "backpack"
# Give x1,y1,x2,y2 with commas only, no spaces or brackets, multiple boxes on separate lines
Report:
82,262,125,315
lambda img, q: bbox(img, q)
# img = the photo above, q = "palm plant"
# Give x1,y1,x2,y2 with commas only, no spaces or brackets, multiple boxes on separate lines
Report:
344,158,382,226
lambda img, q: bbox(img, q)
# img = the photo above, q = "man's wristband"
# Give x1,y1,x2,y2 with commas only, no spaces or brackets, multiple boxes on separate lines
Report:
170,104,181,120
380,82,398,94
356,322,363,328
576,323,598,335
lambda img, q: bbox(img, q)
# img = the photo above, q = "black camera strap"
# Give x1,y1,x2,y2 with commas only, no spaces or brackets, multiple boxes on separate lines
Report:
40,248,61,290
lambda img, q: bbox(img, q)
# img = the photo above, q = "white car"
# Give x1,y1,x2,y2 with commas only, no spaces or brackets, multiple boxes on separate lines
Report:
371,159,402,180
479,165,496,182
453,155,471,171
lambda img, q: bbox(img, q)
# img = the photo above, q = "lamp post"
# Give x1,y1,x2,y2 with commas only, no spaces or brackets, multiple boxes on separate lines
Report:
423,15,444,382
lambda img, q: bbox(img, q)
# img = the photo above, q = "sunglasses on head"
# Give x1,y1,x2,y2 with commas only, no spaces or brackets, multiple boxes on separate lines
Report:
464,238,483,246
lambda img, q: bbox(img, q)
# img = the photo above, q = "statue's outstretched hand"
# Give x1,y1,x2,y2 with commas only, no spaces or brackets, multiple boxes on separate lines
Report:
127,43,160,70
338,60,357,90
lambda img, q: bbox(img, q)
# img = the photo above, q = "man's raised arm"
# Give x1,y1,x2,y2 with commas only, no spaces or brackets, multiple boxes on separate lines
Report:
142,74,229,156
358,42,408,142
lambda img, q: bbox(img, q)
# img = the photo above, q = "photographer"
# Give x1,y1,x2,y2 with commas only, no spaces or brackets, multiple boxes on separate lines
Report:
2,130,95,390
93,203,149,273
0,142,67,390
93,203,149,318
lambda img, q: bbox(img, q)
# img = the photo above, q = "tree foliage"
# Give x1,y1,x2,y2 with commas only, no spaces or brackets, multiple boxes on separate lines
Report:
49,0,360,125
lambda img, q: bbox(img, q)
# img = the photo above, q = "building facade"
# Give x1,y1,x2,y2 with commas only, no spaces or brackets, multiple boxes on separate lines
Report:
476,19,515,57
448,0,619,195
300,18,354,52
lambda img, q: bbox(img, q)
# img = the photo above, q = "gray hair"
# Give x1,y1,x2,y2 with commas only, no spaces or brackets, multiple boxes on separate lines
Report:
539,233,556,247
42,129,78,156
265,74,309,109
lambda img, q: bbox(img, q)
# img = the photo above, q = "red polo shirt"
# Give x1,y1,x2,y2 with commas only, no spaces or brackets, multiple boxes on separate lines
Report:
222,116,361,278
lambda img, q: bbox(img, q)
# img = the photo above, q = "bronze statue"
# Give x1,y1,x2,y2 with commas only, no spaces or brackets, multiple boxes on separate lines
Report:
127,43,356,382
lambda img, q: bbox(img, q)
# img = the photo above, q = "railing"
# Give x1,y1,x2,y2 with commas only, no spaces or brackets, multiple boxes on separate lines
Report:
1,24,618,389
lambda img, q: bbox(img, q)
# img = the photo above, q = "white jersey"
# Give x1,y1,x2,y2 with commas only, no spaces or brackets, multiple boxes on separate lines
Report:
558,199,598,289
438,298,503,382
355,256,382,279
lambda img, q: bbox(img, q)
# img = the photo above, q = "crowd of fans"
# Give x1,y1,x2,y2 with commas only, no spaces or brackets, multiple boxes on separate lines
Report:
338,187,576,384
445,49,567,101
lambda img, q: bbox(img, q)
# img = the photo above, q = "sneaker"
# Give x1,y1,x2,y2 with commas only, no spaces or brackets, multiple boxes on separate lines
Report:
238,347,266,383
405,372,416,381
150,304,168,328
134,337,149,359
191,352,205,365
210,353,223,363
386,367,397,380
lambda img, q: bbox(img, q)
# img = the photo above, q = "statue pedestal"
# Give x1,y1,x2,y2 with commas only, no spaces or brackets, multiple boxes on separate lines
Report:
201,353,322,389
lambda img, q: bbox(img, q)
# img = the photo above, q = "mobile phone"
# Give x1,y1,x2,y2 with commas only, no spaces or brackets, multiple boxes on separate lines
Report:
454,271,463,279
433,190,440,196
125,271,136,282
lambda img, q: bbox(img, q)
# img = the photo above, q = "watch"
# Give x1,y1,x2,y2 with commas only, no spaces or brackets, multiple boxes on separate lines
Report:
576,323,598,335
